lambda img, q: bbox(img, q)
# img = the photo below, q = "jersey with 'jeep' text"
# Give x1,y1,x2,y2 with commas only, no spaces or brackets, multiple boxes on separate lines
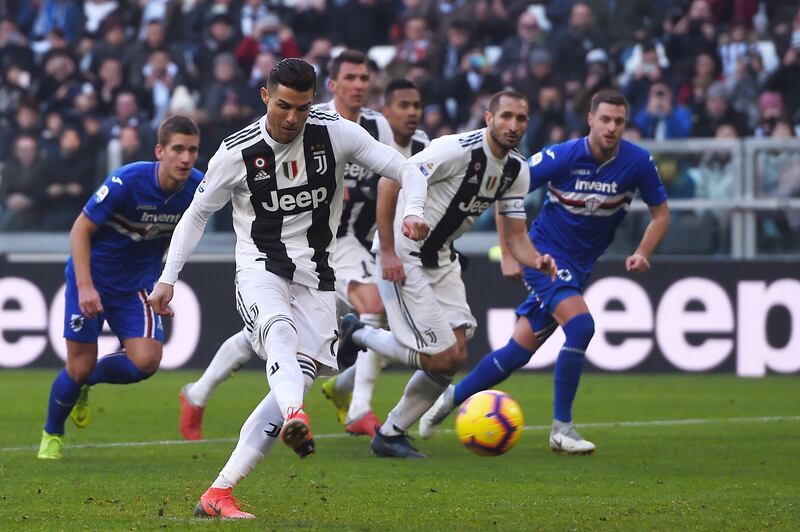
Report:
395,128,528,268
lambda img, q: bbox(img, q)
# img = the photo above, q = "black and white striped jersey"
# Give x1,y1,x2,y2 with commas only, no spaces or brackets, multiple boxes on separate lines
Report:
391,129,430,159
397,128,529,268
313,100,394,248
159,112,426,291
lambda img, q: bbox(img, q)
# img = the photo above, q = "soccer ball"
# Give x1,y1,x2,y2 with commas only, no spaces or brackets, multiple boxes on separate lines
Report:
455,390,524,456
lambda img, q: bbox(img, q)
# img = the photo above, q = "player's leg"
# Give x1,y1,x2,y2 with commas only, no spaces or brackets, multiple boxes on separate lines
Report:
549,293,596,455
343,281,385,435
39,340,99,459
180,329,255,440
196,357,317,520
369,263,473,457
38,278,103,459
84,288,165,386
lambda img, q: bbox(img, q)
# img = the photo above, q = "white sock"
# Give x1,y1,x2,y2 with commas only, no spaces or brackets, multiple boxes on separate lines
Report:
188,330,254,407
355,327,422,369
347,349,382,421
256,314,302,417
334,364,356,392
212,391,282,489
381,370,453,435
211,356,316,490
336,313,383,396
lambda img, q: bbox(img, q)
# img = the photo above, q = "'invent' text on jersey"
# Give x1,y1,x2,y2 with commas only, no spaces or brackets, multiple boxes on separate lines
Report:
70,161,203,293
528,137,667,269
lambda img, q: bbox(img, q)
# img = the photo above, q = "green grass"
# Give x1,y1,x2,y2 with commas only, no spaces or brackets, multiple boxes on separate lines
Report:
1,370,798,530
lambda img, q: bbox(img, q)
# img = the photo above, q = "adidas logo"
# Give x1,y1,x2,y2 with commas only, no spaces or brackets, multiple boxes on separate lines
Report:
467,175,478,184
253,170,270,182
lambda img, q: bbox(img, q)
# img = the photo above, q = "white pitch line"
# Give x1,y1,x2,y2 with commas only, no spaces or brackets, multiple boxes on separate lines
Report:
4,415,799,453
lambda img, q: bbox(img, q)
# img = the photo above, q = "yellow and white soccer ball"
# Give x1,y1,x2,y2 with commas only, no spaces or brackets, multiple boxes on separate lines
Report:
455,390,524,456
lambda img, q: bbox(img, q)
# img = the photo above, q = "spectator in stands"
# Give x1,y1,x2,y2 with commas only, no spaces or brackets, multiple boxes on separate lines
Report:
718,22,751,80
755,120,800,248
201,52,254,125
0,18,35,73
549,2,607,93
692,82,750,137
654,153,695,199
525,84,566,156
689,122,738,201
754,90,786,137
125,19,186,89
89,17,126,71
0,62,34,126
572,48,616,126
101,88,151,144
143,49,185,127
663,0,719,74
40,110,64,159
0,134,44,230
82,0,120,37
388,15,439,78
677,52,720,107
302,38,331,96
235,13,301,74
38,124,96,230
513,48,561,108
433,19,472,82
197,13,240,80
635,81,693,139
765,28,800,124
622,41,667,116
331,0,393,53
286,0,329,54
496,10,545,85
101,123,148,180
446,47,502,128
727,49,768,129
29,0,82,45
37,50,82,113
93,56,124,115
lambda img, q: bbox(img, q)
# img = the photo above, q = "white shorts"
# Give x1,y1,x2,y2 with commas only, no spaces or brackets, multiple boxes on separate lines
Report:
235,268,339,375
334,234,377,309
375,254,476,355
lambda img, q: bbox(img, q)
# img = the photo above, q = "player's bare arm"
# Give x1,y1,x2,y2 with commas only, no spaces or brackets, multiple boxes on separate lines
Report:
627,201,670,273
147,282,175,317
70,213,103,317
500,215,557,281
494,205,523,280
376,177,406,282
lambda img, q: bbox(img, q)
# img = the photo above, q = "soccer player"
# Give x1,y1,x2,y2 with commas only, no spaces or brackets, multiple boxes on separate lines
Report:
36,115,202,460
313,50,398,436
338,90,557,458
147,59,428,519
419,89,671,454
175,52,402,440
331,78,431,436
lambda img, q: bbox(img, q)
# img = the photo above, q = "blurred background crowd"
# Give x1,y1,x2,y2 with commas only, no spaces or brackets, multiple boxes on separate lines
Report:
0,0,799,241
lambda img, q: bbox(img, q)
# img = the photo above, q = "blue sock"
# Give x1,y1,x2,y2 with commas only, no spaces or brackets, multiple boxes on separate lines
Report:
44,369,82,435
454,339,532,405
553,314,595,422
86,352,151,385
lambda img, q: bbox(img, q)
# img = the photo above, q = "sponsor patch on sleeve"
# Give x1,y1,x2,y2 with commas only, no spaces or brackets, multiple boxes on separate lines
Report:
94,184,109,203
530,152,543,167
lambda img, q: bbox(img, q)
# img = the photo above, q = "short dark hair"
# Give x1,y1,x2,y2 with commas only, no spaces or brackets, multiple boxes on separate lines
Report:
488,90,529,114
266,58,316,93
384,78,419,105
328,49,368,80
590,89,628,113
157,114,199,146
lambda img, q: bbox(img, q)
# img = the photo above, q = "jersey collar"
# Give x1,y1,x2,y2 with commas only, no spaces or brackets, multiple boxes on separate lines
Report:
582,136,619,171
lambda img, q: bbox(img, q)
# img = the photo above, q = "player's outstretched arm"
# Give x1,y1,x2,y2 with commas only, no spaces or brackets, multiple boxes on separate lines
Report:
500,215,557,281
626,201,670,273
70,213,104,318
376,177,406,282
147,282,174,317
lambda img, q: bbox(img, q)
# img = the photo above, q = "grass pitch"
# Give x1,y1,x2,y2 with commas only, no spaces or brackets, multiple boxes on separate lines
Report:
1,370,798,530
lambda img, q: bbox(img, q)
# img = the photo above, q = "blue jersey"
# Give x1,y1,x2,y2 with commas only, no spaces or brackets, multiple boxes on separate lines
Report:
528,137,667,273
66,162,203,293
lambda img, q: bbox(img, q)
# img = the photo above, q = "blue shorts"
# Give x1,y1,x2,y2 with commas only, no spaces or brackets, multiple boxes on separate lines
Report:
515,255,589,339
63,272,163,343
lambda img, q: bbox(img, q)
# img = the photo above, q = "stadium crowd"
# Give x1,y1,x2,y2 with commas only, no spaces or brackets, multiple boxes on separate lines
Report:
0,0,799,232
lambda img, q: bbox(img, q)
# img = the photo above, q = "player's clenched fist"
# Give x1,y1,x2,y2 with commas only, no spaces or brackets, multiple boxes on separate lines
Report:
147,282,175,317
401,215,430,241
625,253,651,273
535,253,557,281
